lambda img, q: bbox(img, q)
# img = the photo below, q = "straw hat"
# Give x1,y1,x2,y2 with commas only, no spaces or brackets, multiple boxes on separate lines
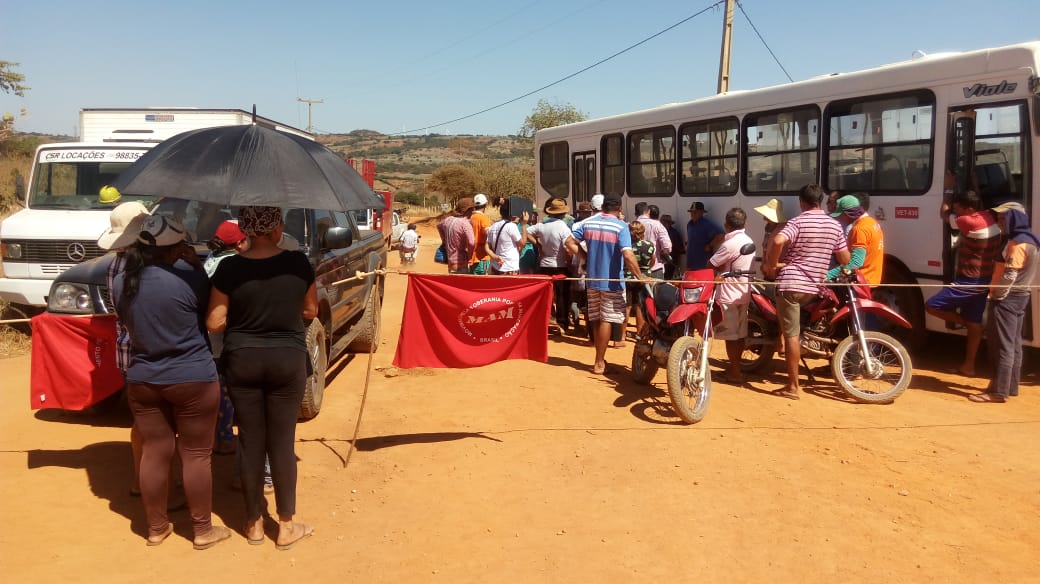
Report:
97,201,150,250
753,198,786,224
455,197,475,214
545,198,570,214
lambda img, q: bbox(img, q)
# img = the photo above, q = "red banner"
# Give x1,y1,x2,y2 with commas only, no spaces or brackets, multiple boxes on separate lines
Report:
30,312,124,410
393,274,553,368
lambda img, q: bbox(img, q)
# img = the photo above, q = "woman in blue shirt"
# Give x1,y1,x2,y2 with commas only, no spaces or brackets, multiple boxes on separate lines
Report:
113,215,230,549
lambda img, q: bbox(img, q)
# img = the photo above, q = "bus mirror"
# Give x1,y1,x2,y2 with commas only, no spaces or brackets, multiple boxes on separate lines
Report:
14,174,25,202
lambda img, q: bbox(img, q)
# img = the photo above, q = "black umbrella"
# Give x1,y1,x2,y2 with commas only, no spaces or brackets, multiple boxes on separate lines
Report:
111,124,385,212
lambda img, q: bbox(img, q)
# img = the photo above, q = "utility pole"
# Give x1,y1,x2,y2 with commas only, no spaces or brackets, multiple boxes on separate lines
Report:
716,0,735,94
297,97,323,134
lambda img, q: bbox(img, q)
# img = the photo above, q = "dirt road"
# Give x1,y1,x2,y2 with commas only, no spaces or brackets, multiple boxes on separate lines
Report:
2,222,1038,583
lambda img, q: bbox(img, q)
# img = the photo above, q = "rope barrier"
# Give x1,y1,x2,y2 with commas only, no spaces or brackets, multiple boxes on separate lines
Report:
338,266,1040,290
0,312,106,325
5,268,1036,326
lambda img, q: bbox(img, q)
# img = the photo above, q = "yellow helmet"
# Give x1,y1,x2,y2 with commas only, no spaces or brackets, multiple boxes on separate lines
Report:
99,185,122,204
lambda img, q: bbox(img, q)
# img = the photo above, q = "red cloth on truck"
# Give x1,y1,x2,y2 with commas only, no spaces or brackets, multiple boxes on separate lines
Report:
393,274,553,369
30,312,124,410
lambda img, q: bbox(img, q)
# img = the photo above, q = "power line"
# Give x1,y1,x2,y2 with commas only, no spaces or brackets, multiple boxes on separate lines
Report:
392,0,726,136
406,0,609,94
367,0,545,88
736,0,793,82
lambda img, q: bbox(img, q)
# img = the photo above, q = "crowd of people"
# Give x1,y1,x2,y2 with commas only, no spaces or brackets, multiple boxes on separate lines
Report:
87,181,1036,544
437,183,1037,403
97,202,316,550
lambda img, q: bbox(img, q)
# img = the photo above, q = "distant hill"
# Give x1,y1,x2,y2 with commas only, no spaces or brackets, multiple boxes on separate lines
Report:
318,131,533,196
0,130,534,211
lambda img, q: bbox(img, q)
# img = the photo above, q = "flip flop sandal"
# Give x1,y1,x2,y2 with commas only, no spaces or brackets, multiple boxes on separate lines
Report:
770,388,800,400
967,393,1006,403
246,522,266,545
193,526,232,551
146,523,174,546
275,523,315,551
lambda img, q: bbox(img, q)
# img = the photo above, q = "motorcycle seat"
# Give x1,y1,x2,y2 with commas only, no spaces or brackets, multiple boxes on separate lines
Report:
651,283,680,323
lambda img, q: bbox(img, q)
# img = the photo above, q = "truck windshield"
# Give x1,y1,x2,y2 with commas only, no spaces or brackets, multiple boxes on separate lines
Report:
28,150,156,210
151,198,239,244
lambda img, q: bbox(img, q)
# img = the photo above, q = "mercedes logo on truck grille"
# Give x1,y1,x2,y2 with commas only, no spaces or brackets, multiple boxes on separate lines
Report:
66,242,87,262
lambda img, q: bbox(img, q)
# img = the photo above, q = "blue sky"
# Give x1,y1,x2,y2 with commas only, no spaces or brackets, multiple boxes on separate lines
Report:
2,0,1038,137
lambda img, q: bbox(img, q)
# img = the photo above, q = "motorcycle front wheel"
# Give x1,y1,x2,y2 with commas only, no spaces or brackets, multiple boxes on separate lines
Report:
831,331,912,403
666,335,711,424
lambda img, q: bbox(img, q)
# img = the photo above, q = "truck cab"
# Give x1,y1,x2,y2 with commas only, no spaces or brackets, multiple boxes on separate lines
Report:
0,143,153,308
0,107,312,314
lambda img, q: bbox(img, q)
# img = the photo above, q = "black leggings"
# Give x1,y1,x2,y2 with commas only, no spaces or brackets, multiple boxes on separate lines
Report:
224,347,307,520
538,266,571,327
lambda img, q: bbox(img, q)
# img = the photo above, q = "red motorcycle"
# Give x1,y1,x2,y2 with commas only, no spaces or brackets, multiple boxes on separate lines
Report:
631,243,756,423
741,269,913,403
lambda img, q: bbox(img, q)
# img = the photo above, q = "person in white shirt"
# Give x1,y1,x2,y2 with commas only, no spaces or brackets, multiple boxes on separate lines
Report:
486,200,527,275
399,223,420,263
527,198,574,329
708,208,755,383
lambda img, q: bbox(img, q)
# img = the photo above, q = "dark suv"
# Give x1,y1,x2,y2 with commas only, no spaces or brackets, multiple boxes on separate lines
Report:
46,199,387,419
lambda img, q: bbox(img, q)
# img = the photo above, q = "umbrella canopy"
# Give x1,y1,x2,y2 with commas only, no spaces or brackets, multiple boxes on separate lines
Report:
111,124,386,212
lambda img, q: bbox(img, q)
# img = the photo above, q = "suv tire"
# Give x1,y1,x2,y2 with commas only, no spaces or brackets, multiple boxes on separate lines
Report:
347,280,382,353
299,319,328,420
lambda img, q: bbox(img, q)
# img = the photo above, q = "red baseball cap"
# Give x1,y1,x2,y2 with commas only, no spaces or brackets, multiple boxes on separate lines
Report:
214,220,247,246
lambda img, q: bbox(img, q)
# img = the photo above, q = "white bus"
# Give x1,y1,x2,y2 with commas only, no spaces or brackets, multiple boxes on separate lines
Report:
534,41,1039,349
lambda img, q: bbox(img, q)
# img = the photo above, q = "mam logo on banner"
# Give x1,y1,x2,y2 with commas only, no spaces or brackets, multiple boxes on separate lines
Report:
458,296,525,343
393,274,554,369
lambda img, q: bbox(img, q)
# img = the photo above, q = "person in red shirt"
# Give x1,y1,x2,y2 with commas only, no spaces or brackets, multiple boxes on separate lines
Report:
928,190,1002,376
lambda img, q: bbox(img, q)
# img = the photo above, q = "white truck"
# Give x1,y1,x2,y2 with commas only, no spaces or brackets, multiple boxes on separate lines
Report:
0,108,311,313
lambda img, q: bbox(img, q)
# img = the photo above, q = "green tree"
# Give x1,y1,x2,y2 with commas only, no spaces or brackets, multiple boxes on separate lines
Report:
469,159,534,201
0,61,29,96
426,164,482,208
519,99,587,138
1,61,29,142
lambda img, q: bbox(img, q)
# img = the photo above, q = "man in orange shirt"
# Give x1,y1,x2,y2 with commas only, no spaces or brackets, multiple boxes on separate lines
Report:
469,193,492,274
826,194,883,285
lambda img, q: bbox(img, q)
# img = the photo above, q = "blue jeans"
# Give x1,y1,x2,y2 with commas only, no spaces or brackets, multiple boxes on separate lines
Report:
986,294,1029,397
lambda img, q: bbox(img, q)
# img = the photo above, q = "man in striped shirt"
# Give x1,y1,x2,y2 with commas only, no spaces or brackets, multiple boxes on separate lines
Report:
437,198,476,274
762,184,850,400
567,194,646,375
